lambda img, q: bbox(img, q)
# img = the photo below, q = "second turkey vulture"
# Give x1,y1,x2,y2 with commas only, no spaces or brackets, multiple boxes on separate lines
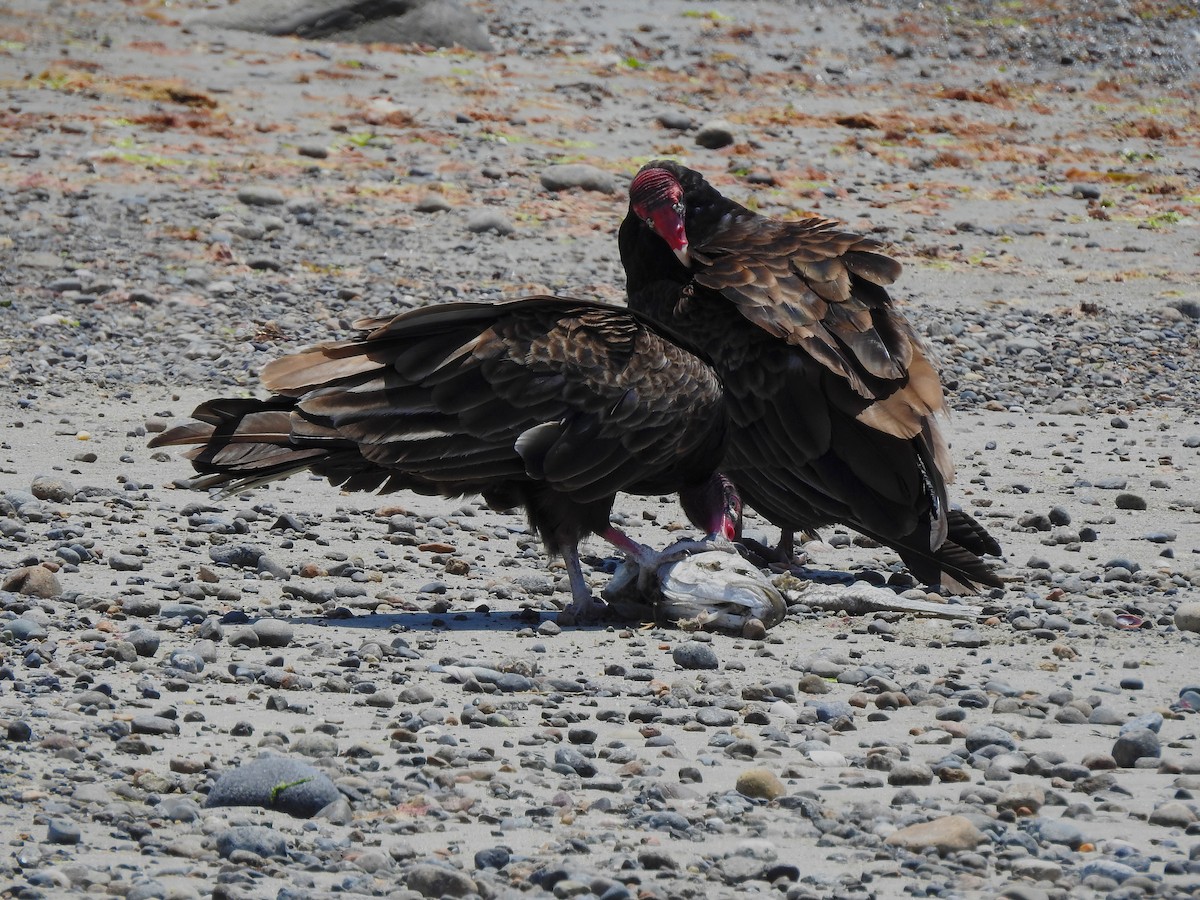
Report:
618,160,1000,592
150,296,740,623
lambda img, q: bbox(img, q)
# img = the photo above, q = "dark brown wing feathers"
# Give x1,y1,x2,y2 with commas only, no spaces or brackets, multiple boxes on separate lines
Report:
692,215,922,394
151,296,727,551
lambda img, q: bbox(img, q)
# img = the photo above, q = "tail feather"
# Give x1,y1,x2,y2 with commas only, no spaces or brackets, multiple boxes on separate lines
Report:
845,508,1002,594
946,508,1002,558
149,398,364,495
896,536,1002,594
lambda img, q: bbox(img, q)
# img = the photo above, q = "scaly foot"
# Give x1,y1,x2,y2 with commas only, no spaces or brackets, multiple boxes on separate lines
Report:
557,544,608,626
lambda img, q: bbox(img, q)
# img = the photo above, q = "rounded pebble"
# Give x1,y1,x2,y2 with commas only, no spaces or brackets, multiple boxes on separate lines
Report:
672,641,719,670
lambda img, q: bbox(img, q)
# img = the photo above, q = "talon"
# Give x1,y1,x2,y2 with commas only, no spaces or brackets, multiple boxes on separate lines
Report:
554,602,604,628
557,597,608,626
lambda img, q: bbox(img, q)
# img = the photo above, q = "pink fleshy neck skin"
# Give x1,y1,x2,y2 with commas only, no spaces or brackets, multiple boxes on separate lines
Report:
644,206,689,260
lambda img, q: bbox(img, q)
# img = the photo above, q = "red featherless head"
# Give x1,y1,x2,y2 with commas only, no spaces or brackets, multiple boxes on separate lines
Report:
629,166,683,212
629,166,690,266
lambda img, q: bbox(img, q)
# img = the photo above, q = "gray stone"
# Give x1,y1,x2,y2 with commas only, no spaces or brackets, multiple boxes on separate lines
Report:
252,618,294,648
107,553,144,572
1078,859,1138,883
103,639,135,662
73,787,112,806
696,707,737,727
415,193,452,213
1054,706,1087,725
715,855,769,885
997,783,1045,813
351,849,393,873
209,544,263,568
3,617,47,641
46,819,81,845
400,684,435,703
297,143,329,159
256,555,289,579
166,649,205,673
156,797,203,822
1088,705,1124,726
1175,602,1200,633
474,846,510,870
540,164,616,194
126,882,170,900
1033,817,1086,849
885,815,986,854
403,862,477,897
695,119,736,149
315,795,353,824
1115,493,1147,510
465,210,514,235
496,673,532,692
214,825,288,859
1148,800,1196,827
805,700,855,722
236,186,286,207
805,657,846,678
888,761,934,786
554,746,597,778
672,641,719,670
131,715,180,736
1113,728,1160,767
293,732,339,758
1169,300,1200,320
205,756,341,818
1120,711,1163,734
227,626,260,648
657,111,694,130
30,475,75,503
1009,859,1062,883
158,603,203,620
966,725,1017,753
127,630,160,657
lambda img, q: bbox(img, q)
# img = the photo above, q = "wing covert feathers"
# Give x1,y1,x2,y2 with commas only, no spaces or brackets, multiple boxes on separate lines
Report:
152,297,727,533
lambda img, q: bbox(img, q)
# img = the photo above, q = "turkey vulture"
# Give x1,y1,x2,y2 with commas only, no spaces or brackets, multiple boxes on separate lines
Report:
149,296,740,623
619,160,1000,592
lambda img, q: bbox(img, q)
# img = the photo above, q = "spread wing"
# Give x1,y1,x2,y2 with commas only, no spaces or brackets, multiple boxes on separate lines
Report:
156,297,725,505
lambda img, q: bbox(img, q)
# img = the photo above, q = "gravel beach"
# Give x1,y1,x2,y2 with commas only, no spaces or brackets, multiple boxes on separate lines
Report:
2,1,1200,898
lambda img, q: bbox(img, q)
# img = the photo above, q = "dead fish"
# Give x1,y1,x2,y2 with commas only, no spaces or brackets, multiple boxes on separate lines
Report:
603,549,787,635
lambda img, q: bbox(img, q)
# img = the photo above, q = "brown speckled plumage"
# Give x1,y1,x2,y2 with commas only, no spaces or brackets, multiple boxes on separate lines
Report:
621,161,1000,592
151,296,733,620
